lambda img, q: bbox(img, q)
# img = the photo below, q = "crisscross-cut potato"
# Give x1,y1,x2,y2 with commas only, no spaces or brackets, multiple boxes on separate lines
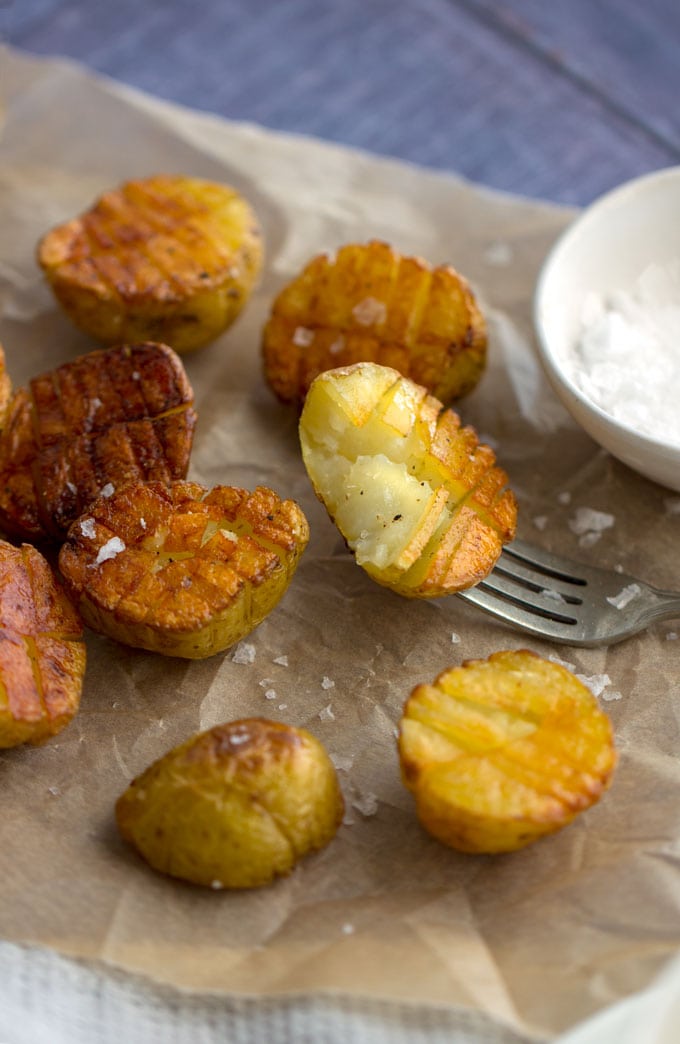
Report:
58,481,309,658
399,650,617,853
0,540,85,748
299,362,516,596
38,175,263,353
0,342,196,542
116,718,344,888
262,240,487,406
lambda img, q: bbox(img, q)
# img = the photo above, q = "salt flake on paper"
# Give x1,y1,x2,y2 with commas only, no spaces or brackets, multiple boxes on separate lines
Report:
232,642,256,664
533,515,548,531
264,689,277,701
321,676,335,690
606,583,641,610
557,491,572,505
568,507,614,546
273,655,289,667
450,632,461,644
319,704,335,721
95,536,125,564
352,792,378,817
666,631,678,641
352,297,386,327
331,753,354,772
601,690,623,702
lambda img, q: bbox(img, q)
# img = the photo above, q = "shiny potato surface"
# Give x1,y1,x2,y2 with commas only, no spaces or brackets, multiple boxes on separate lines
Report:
0,540,85,748
38,175,263,353
116,718,344,888
0,342,196,543
399,650,617,853
299,362,516,597
58,481,309,659
262,240,487,406
0,344,11,431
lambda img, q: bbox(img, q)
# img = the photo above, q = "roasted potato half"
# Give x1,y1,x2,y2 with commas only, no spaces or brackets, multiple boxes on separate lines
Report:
0,342,196,543
299,362,516,597
262,240,486,406
58,481,309,659
399,650,617,853
38,175,263,353
116,718,344,888
0,540,85,748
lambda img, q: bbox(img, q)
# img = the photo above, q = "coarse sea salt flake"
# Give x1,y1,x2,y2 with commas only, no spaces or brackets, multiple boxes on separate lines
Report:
232,642,256,664
542,588,565,603
264,689,277,701
100,483,115,498
533,515,548,531
666,631,678,641
601,690,623,702
352,297,386,326
273,655,289,667
353,792,378,816
342,923,355,935
451,632,461,644
319,704,335,722
606,583,641,610
293,326,315,347
569,507,615,536
321,676,335,690
80,517,96,539
95,536,125,564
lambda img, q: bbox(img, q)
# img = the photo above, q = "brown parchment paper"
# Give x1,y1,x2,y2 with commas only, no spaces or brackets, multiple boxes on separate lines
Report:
1,46,680,1042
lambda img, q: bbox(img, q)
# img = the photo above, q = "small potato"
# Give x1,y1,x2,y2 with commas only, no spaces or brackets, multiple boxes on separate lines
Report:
398,650,617,853
115,718,344,888
0,342,196,543
37,175,263,353
0,540,85,748
262,240,487,406
58,481,309,659
299,361,516,597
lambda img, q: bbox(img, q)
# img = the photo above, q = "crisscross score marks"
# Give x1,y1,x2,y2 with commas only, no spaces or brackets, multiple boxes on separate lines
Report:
0,343,196,541
0,543,85,748
299,362,516,597
263,240,487,406
37,176,263,353
58,481,310,659
398,650,617,853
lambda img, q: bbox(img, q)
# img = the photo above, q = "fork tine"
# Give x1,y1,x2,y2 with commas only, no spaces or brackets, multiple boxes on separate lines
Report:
457,582,583,642
501,539,588,585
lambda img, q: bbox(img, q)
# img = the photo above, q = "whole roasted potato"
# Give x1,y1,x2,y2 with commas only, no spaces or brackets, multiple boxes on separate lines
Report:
115,718,344,888
262,240,487,406
37,175,263,353
398,650,617,853
299,361,516,597
0,342,196,543
0,539,85,748
58,481,309,659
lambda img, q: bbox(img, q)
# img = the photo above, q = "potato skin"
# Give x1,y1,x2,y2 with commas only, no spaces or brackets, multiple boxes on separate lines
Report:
0,540,85,748
263,240,487,406
398,650,617,853
37,175,263,354
115,718,344,888
299,362,516,597
0,342,196,543
58,481,310,659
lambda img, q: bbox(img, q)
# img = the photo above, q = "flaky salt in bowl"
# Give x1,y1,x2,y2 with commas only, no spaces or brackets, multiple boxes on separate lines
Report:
534,166,680,492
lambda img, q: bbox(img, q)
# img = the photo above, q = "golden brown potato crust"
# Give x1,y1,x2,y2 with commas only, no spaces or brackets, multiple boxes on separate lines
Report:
58,481,310,658
115,718,344,888
38,175,263,353
0,344,11,431
299,362,516,597
398,650,617,853
263,240,487,406
0,540,85,747
0,342,196,543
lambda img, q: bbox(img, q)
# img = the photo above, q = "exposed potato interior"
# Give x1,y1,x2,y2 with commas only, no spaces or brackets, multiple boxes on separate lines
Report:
115,718,344,888
58,481,309,659
299,362,516,596
399,650,617,853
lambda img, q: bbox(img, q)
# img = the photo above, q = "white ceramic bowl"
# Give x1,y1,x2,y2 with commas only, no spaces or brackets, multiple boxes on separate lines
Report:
533,166,680,493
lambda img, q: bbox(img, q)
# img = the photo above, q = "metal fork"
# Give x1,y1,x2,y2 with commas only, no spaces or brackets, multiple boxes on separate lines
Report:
457,538,680,647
